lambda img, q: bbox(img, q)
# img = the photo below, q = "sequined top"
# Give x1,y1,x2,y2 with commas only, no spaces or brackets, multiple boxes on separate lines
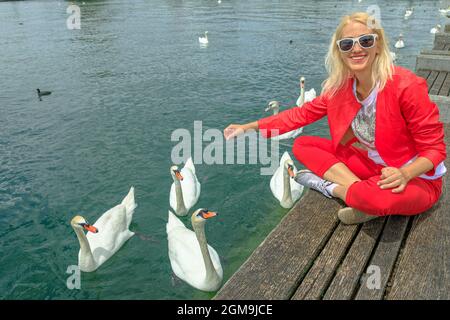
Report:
351,81,378,150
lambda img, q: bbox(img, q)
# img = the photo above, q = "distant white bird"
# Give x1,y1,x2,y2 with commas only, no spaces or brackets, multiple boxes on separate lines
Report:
430,24,442,34
167,209,223,292
199,31,209,44
218,0,222,3
265,101,303,140
404,8,413,19
270,151,304,208
395,34,405,49
439,7,450,16
70,187,137,272
170,157,201,216
390,51,397,62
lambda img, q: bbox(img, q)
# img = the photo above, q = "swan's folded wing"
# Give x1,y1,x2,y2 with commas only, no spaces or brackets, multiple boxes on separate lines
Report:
180,168,201,209
168,228,207,285
270,167,283,201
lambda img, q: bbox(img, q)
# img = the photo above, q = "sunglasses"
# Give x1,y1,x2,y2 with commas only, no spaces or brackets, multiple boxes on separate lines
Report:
336,34,378,52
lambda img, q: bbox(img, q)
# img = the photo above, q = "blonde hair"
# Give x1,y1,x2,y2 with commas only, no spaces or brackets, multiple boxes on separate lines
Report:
322,12,393,96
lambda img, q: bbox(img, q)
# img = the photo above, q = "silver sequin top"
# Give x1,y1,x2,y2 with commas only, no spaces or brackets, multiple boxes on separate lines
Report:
351,81,378,150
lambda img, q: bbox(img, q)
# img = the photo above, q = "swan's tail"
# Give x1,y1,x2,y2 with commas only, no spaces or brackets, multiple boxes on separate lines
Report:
166,211,185,234
122,186,137,214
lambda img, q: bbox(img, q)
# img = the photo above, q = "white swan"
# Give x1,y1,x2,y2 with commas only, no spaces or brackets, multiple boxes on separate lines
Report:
430,24,441,34
390,51,397,62
404,8,413,19
70,187,137,272
265,101,303,140
170,157,201,216
296,76,316,106
439,7,450,17
395,34,405,49
270,151,304,208
199,31,209,44
167,209,223,292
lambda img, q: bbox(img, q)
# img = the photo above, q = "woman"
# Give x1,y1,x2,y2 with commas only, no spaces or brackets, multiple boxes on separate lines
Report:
223,12,446,225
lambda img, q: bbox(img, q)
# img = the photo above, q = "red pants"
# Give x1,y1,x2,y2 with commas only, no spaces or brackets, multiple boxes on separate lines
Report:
293,136,443,216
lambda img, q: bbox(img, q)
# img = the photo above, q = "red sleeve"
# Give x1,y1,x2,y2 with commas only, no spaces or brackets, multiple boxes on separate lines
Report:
257,94,328,138
400,77,446,175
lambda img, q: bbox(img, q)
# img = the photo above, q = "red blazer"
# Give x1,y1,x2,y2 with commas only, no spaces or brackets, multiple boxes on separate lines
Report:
258,66,446,176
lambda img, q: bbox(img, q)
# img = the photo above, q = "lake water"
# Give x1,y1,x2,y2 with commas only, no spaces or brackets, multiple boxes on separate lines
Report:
0,0,447,299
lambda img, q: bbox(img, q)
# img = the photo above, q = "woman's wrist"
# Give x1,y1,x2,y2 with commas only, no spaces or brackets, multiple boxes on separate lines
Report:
243,121,259,132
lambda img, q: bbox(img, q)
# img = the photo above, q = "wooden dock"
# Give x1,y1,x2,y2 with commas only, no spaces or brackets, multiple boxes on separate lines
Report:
214,26,450,300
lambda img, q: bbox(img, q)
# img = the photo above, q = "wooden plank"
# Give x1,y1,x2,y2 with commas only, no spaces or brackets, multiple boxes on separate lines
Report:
438,72,450,97
416,69,431,80
430,71,447,95
322,217,386,300
416,55,450,73
427,71,439,91
214,190,343,300
430,95,450,123
354,215,410,300
291,223,359,300
386,124,450,300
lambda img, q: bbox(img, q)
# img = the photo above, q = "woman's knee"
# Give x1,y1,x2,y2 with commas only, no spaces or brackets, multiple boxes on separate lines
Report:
346,177,437,216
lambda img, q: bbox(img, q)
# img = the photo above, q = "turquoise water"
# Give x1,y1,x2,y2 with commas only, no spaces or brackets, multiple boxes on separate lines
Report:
0,0,446,299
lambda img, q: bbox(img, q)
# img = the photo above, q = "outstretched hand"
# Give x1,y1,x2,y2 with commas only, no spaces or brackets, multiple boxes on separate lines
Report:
223,124,245,140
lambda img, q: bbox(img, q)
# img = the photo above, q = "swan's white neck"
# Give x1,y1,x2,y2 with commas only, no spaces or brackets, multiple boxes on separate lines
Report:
280,164,293,208
298,85,305,106
174,177,187,216
73,225,96,271
192,219,221,288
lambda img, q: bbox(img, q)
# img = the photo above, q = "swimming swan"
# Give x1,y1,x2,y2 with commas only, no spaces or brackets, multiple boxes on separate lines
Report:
296,76,316,107
265,101,303,140
430,24,441,34
199,31,209,44
395,34,405,49
167,209,223,292
270,151,303,208
70,187,137,272
170,157,201,216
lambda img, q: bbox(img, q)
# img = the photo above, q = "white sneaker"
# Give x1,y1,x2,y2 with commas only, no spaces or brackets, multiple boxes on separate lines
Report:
294,169,334,198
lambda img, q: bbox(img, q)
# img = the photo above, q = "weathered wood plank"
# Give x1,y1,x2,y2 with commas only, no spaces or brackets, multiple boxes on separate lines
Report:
430,71,447,95
438,72,450,97
322,217,386,300
354,215,410,300
427,71,439,90
416,69,431,80
416,55,450,72
386,124,450,300
214,190,343,300
430,95,450,123
291,223,359,300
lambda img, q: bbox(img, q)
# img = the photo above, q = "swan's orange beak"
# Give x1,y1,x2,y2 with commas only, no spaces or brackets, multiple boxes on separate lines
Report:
175,170,183,181
287,165,295,178
203,211,217,219
83,224,98,233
